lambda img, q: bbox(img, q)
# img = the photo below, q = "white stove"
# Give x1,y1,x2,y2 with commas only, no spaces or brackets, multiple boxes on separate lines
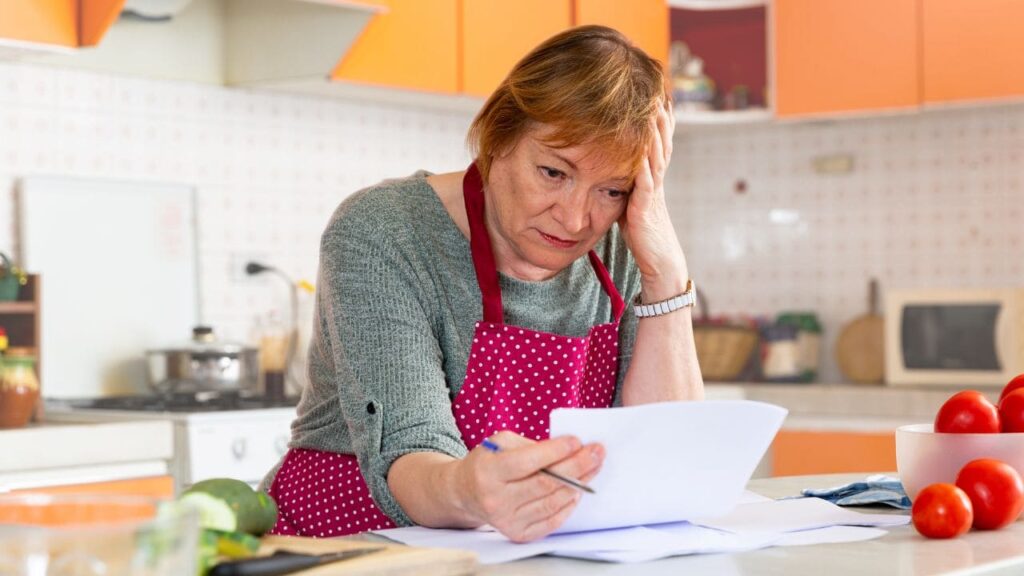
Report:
45,393,297,494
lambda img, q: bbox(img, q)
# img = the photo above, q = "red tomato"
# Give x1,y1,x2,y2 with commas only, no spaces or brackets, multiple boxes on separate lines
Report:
955,458,1024,530
999,389,1024,433
934,390,1000,433
911,483,974,539
1000,373,1024,402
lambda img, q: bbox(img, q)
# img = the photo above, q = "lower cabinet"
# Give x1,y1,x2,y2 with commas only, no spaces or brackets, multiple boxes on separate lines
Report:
770,430,897,476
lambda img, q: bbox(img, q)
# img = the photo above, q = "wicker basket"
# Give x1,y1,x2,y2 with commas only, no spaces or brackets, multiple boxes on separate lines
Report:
693,291,759,382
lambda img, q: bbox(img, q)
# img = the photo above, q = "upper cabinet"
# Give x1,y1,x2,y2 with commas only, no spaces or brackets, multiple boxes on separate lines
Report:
331,0,458,94
461,0,571,98
576,0,669,65
80,0,125,46
774,0,1024,119
0,0,77,47
0,0,124,52
921,0,1024,105
773,0,918,118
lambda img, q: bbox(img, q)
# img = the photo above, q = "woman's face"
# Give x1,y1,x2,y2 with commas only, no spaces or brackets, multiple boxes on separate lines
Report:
484,124,634,281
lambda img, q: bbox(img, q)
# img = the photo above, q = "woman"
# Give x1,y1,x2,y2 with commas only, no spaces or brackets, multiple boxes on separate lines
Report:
264,25,703,543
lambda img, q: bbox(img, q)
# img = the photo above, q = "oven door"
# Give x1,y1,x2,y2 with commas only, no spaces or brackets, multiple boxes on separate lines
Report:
885,289,1024,387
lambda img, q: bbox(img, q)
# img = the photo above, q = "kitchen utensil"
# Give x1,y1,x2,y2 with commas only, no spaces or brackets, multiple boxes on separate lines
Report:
258,536,477,575
836,278,885,384
0,494,200,575
210,547,383,576
896,423,1024,501
146,326,259,395
692,290,759,382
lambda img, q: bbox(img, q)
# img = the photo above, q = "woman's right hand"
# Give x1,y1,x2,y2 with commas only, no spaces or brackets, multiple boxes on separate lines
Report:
453,431,604,542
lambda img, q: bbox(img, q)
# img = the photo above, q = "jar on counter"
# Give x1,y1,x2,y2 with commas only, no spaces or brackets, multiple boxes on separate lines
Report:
776,312,823,383
760,323,801,382
0,347,40,428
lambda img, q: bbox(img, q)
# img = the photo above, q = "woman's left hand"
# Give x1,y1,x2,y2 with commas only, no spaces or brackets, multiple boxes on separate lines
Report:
618,100,688,301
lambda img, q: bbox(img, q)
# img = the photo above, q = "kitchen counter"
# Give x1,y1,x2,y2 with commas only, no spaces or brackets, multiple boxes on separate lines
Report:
0,420,173,492
474,473,1024,575
705,382,973,429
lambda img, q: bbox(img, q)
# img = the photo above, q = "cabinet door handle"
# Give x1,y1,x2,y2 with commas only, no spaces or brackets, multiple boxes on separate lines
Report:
231,438,247,460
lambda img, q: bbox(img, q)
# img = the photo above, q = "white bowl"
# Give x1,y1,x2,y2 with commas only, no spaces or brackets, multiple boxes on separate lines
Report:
896,423,1024,501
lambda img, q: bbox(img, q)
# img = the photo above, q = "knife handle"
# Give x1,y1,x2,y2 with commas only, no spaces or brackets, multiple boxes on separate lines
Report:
208,551,320,576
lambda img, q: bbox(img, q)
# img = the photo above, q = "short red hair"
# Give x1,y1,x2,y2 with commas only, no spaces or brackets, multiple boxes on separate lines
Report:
468,25,669,183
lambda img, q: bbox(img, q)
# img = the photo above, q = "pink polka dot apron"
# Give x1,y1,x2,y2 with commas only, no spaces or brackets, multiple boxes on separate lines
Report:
267,163,624,537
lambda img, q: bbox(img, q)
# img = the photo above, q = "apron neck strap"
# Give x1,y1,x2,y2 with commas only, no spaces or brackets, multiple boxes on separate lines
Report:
464,164,505,323
463,162,626,325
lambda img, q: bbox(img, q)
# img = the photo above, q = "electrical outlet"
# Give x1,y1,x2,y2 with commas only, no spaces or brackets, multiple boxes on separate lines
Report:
812,154,855,174
229,252,270,283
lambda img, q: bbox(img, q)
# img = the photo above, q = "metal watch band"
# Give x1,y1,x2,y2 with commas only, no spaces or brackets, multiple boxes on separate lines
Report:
632,280,696,318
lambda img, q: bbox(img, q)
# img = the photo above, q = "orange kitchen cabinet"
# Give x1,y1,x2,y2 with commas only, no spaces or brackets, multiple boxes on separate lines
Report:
575,0,669,65
771,430,896,476
331,0,458,94
79,0,125,46
461,0,572,98
13,476,175,499
922,0,1024,104
773,0,918,118
0,0,77,46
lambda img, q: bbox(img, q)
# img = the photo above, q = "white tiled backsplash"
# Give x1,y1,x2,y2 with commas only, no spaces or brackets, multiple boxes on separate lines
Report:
2,61,1022,388
672,106,1024,382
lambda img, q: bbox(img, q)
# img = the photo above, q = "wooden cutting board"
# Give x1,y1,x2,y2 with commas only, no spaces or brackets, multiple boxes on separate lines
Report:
835,278,885,384
259,535,478,575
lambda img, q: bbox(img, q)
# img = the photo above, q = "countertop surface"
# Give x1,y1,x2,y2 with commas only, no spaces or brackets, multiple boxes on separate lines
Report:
470,473,1024,576
0,420,174,491
704,382,983,431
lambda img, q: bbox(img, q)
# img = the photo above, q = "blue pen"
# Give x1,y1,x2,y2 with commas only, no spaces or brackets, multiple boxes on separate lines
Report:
480,438,596,494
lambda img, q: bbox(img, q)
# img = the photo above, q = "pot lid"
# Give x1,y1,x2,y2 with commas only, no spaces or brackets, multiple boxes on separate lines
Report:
146,325,256,355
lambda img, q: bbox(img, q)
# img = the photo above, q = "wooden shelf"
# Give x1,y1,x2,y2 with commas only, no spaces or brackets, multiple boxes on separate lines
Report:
0,301,36,314
0,274,42,425
675,107,773,126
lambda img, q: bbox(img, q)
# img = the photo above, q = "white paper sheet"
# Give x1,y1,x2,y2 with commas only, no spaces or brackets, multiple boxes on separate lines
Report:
377,508,896,565
549,400,788,533
693,497,911,534
773,526,889,547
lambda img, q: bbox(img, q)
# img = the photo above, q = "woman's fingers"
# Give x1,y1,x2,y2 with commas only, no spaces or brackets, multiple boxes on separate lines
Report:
493,434,582,481
503,442,604,503
507,488,581,543
649,115,665,179
661,104,674,164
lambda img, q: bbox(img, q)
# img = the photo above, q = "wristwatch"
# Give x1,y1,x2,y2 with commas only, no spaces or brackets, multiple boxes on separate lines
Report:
632,280,697,318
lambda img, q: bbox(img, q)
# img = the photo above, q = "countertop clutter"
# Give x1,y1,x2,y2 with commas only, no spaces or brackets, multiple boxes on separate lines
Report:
471,474,1024,575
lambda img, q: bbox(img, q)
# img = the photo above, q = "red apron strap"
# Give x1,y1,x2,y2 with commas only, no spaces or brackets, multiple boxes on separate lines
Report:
463,163,504,324
587,250,626,322
463,162,626,325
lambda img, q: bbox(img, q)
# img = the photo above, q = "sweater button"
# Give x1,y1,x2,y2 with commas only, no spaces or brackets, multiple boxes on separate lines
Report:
366,402,376,415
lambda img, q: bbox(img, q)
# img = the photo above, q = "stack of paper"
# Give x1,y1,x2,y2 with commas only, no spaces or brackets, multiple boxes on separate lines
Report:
375,401,911,564
549,400,786,533
379,496,909,564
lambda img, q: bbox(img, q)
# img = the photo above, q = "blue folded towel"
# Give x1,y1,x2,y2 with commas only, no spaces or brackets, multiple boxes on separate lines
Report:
799,475,911,510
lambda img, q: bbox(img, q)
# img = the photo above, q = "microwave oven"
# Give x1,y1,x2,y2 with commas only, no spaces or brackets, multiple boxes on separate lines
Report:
885,288,1024,387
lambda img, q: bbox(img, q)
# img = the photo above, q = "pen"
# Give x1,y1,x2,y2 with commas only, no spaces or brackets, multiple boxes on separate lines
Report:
479,438,596,494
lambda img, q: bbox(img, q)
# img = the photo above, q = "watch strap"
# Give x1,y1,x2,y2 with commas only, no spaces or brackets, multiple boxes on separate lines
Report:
633,280,696,318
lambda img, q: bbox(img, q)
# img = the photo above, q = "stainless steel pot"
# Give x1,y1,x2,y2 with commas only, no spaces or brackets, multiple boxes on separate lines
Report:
146,326,259,394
